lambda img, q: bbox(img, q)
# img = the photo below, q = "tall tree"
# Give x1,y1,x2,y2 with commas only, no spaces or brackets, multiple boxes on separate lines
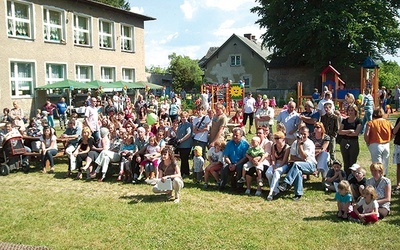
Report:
93,0,130,10
167,53,203,91
379,61,400,89
251,0,400,70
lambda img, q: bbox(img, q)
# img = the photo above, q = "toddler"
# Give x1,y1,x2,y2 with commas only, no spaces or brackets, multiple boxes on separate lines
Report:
139,136,160,180
349,185,379,224
203,140,225,188
237,137,264,190
324,160,346,192
348,165,366,201
335,180,352,219
192,146,205,184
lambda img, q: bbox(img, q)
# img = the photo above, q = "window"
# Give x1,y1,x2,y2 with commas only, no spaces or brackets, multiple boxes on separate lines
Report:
230,55,241,66
122,68,135,82
101,67,115,82
10,61,34,97
7,1,33,39
121,24,134,52
73,14,91,46
99,20,114,49
75,65,93,82
43,8,65,43
46,63,66,84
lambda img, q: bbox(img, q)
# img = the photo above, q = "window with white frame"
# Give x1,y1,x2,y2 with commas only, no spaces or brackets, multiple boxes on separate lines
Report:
75,65,93,82
122,68,135,82
46,63,66,84
7,1,33,39
10,61,34,97
101,67,115,82
121,24,134,52
99,20,114,49
73,14,91,46
230,55,241,66
43,8,65,42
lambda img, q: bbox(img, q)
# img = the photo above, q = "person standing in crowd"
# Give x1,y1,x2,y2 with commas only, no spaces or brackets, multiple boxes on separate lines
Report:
317,91,334,116
255,99,274,132
338,104,362,175
255,94,263,111
392,115,400,192
243,92,256,134
208,103,227,148
192,108,211,159
379,86,387,113
312,88,320,103
43,99,57,128
361,88,374,134
276,101,299,145
176,112,193,177
298,100,320,133
180,89,186,100
84,97,100,142
201,89,210,111
169,97,180,122
56,97,68,130
364,108,393,176
395,84,400,112
320,102,339,162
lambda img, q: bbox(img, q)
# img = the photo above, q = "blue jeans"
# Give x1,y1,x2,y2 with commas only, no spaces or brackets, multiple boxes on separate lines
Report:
361,110,372,134
283,161,316,196
47,115,55,128
220,163,244,188
42,149,57,168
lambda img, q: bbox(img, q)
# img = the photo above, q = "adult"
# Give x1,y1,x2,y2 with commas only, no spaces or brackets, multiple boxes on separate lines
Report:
379,86,387,113
208,103,228,148
61,119,82,177
361,88,374,134
134,94,147,115
278,126,317,201
9,101,25,132
40,125,58,173
320,102,339,161
132,127,149,183
43,99,57,128
298,100,320,133
104,97,117,117
176,112,193,177
395,84,400,112
180,89,186,100
317,91,334,116
192,108,211,159
56,97,68,130
366,163,391,219
95,130,123,182
265,131,290,200
83,127,111,178
219,127,249,190
73,127,95,180
243,92,256,134
255,99,274,131
310,122,330,180
254,94,263,111
84,97,100,142
312,88,320,103
276,101,299,145
338,104,362,175
201,89,210,111
364,108,393,176
169,97,180,122
393,116,400,192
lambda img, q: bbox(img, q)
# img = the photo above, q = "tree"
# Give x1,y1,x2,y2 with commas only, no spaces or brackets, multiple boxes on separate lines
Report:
93,0,130,10
146,65,168,74
167,53,203,91
379,61,400,89
251,0,400,70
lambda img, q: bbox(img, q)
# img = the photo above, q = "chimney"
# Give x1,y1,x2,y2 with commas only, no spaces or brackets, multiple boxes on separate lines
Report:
244,33,251,40
251,35,257,42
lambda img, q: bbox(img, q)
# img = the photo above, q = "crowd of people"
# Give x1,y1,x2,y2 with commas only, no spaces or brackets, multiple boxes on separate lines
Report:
0,87,397,217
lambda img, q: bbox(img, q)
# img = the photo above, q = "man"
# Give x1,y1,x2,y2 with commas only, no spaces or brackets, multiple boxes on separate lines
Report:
243,92,256,134
220,127,249,190
132,127,149,183
298,100,320,133
317,91,334,116
278,126,317,201
201,89,210,111
320,102,339,161
276,101,299,145
56,97,68,130
84,97,100,142
180,89,186,100
61,118,82,175
255,99,274,131
395,84,400,112
192,108,211,159
208,103,227,148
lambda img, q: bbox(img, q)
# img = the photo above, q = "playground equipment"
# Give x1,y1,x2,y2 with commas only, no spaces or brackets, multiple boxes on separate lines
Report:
360,56,380,107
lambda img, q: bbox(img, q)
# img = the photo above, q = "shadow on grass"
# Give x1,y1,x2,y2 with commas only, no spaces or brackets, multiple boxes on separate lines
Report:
303,210,345,223
120,193,173,204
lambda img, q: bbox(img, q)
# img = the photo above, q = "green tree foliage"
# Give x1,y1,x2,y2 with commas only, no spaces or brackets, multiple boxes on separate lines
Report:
167,53,203,91
93,0,130,10
146,65,168,74
251,0,400,70
379,61,400,89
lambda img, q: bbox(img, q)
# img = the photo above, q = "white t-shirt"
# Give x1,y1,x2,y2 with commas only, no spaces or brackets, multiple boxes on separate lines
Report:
317,99,334,116
84,106,99,132
357,198,379,217
255,107,274,126
40,135,58,150
290,139,316,165
243,97,256,114
207,147,224,164
193,115,211,142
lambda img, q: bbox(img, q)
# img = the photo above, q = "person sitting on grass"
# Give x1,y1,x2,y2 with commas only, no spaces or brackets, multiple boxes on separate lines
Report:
366,162,391,219
153,146,184,203
348,164,366,201
237,136,265,196
192,146,205,184
278,126,317,201
335,180,353,219
349,185,379,224
324,160,346,192
203,140,225,188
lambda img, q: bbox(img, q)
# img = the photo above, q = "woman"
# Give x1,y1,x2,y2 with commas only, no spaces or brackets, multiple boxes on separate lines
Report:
104,97,117,117
361,87,374,134
310,122,330,180
40,126,58,173
265,131,290,201
364,108,393,176
176,112,193,177
153,147,184,203
138,106,147,125
73,127,95,179
10,101,25,132
169,97,180,122
338,104,362,175
366,162,391,219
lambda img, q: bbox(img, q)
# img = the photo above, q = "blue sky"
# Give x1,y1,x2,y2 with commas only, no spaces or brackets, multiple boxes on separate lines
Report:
129,0,264,68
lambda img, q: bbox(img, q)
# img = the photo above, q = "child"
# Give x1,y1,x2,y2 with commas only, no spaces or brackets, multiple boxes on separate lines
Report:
230,109,244,127
335,180,352,219
139,136,160,180
237,137,264,193
117,135,136,182
192,146,205,184
270,97,277,108
40,126,58,173
324,160,346,192
348,165,366,201
349,185,379,224
203,140,225,188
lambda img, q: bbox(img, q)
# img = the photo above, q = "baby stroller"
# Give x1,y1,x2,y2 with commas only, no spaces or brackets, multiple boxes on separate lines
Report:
0,133,29,176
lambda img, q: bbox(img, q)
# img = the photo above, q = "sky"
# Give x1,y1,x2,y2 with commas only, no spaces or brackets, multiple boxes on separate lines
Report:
128,0,400,68
129,0,264,68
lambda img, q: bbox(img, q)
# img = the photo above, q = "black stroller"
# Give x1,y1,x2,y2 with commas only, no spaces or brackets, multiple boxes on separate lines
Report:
0,133,29,176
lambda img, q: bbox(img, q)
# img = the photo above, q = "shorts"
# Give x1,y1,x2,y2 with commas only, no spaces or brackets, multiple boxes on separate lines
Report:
393,144,400,164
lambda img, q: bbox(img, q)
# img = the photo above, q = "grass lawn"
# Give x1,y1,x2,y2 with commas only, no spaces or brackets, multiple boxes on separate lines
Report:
1,117,400,249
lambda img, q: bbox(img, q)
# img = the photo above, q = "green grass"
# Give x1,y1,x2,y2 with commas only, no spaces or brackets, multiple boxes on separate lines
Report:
1,120,400,249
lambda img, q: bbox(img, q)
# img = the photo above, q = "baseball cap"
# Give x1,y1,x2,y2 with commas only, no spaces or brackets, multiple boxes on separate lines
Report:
350,163,361,171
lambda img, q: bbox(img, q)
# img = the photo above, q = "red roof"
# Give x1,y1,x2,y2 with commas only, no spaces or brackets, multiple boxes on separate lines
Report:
320,65,341,76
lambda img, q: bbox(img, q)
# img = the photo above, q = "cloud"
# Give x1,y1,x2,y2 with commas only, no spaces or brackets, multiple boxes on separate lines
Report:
157,32,179,45
129,6,145,14
213,19,263,40
145,43,202,68
180,0,198,20
204,0,254,11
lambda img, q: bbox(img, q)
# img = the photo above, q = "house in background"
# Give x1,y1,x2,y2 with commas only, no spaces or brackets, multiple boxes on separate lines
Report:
199,33,271,93
1,0,155,115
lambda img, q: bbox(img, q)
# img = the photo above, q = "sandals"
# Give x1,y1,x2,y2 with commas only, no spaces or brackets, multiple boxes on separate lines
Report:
75,172,82,180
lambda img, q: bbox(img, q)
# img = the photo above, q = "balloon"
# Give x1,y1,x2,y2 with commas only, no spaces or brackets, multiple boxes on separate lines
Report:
146,113,158,125
263,95,268,100
358,94,363,100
